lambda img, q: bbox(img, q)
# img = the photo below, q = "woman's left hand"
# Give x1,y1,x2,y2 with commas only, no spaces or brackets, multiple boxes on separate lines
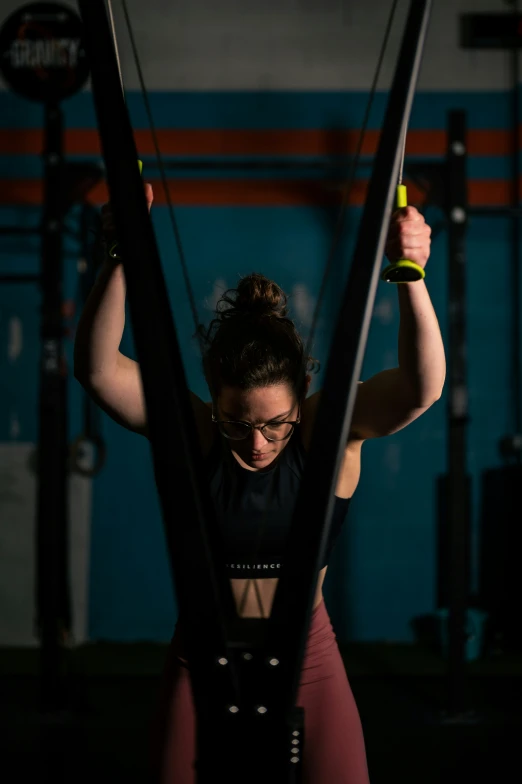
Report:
385,206,431,269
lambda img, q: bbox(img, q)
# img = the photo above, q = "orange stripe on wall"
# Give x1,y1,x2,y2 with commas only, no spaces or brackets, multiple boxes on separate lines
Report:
0,178,516,207
0,128,516,157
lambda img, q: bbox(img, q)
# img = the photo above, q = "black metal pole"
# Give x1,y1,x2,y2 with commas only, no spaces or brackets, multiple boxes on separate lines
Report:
509,0,522,455
76,6,257,782
36,102,70,711
269,0,433,709
444,110,471,716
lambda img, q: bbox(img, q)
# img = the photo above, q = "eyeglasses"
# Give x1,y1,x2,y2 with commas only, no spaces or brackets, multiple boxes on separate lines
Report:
212,408,301,442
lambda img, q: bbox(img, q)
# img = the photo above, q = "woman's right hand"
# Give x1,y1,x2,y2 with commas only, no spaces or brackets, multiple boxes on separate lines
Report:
100,182,154,250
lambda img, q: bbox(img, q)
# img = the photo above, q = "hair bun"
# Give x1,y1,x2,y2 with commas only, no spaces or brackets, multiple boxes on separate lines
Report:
230,273,288,318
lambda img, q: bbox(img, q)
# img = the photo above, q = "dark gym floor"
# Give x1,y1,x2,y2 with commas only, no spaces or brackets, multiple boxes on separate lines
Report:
0,641,520,783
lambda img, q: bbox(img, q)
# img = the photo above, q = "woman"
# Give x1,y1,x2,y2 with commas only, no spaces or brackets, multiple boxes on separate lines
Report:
74,183,445,783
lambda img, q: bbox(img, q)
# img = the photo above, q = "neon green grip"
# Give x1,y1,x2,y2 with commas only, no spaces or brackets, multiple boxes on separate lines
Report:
379,185,425,283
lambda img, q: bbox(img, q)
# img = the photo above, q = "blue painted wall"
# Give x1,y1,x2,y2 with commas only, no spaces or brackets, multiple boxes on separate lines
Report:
0,90,516,642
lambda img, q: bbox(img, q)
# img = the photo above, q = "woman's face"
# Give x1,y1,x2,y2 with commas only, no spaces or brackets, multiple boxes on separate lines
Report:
215,383,300,471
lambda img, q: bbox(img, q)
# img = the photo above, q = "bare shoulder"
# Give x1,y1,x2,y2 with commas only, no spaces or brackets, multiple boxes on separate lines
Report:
301,391,364,497
300,385,364,448
83,351,216,452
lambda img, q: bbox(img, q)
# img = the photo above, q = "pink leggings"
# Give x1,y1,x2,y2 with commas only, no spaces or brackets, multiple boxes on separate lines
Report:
152,600,370,784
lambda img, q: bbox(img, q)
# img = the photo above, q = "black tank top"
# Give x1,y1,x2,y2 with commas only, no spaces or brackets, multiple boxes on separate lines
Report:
207,428,350,578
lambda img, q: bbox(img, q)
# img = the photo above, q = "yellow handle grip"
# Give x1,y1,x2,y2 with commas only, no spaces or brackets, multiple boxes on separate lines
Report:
380,182,425,283
396,183,408,209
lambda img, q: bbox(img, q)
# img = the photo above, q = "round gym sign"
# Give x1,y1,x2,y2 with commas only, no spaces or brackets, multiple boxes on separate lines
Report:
0,2,89,103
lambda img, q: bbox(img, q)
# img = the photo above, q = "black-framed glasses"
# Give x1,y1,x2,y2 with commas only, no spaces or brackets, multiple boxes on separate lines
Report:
212,408,301,442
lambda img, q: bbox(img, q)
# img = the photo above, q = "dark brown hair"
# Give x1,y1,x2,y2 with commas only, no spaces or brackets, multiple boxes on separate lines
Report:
198,273,318,397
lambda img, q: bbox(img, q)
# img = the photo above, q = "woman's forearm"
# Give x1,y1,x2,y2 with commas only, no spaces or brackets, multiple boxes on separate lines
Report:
74,258,126,384
397,280,446,405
